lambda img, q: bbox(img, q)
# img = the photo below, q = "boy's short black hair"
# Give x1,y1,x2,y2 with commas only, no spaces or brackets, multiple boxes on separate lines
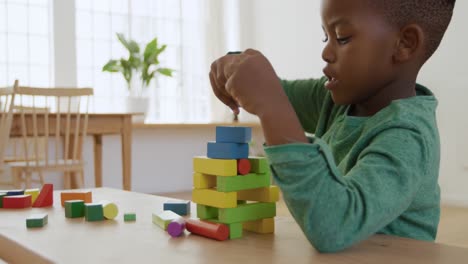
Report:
370,0,456,63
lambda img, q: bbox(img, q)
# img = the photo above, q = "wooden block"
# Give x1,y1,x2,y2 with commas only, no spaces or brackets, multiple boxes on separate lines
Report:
192,189,237,208
32,184,53,208
84,203,104,222
152,211,181,230
61,191,92,206
207,219,243,239
65,200,85,218
248,157,269,174
207,142,249,159
218,202,276,224
124,213,136,222
0,192,6,208
6,189,24,196
216,172,270,192
163,199,190,216
193,172,216,189
25,189,40,204
167,217,186,237
196,204,219,220
216,126,252,143
185,219,229,241
237,186,279,202
3,194,32,208
243,218,275,234
26,213,48,228
193,156,237,176
100,200,119,220
237,158,251,175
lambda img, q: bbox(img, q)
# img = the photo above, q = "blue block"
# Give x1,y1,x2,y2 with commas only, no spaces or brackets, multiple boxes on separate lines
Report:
6,190,25,196
163,200,191,216
216,126,252,143
207,142,249,159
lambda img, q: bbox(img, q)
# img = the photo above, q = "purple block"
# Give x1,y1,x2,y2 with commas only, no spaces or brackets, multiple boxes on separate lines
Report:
167,218,186,237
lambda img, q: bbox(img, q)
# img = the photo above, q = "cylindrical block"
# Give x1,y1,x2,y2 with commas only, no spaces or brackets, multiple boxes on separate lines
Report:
100,200,119,220
185,219,229,241
167,217,186,237
237,158,251,175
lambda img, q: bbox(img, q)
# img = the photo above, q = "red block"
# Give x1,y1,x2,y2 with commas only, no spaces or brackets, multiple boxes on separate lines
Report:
3,195,32,208
33,184,53,207
237,158,251,175
186,219,229,241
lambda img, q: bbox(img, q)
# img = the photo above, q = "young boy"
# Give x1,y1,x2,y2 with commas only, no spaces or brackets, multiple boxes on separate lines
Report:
209,0,456,252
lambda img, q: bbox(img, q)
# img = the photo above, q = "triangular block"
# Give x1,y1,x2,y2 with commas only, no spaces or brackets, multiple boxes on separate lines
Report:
32,184,53,207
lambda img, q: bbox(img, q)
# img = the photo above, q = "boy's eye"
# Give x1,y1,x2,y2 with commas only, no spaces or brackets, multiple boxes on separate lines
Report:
336,36,351,45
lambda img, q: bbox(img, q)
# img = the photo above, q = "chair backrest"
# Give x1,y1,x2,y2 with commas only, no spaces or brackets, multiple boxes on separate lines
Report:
0,81,16,170
13,83,94,166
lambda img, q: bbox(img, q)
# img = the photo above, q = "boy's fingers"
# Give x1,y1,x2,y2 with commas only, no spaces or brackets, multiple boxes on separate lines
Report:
209,71,239,114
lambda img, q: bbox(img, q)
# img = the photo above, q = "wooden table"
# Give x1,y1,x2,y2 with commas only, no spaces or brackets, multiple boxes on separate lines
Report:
1,188,468,263
10,112,142,191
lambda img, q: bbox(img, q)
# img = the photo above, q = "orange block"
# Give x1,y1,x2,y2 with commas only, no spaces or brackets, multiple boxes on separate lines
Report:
61,191,92,206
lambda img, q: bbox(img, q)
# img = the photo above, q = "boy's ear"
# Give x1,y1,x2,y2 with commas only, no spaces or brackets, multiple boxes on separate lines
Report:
393,24,424,63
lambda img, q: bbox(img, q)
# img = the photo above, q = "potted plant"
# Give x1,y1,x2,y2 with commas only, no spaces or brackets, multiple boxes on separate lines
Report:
102,33,174,117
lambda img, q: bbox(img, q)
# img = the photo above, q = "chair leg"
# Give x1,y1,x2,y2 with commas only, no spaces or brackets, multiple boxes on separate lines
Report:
74,170,84,189
12,169,22,189
64,171,71,189
25,171,32,189
38,171,45,186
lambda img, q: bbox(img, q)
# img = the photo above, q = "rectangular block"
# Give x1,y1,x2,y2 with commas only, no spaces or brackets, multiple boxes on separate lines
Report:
152,211,181,230
219,202,276,224
216,172,270,192
3,194,32,208
25,189,40,204
207,142,249,159
196,204,219,219
61,191,92,206
192,189,237,208
216,126,252,143
163,199,191,216
237,186,279,202
207,219,243,239
84,203,104,222
193,156,237,176
243,218,275,234
124,213,136,222
193,172,216,189
249,157,269,174
6,189,24,196
65,200,85,218
26,213,48,228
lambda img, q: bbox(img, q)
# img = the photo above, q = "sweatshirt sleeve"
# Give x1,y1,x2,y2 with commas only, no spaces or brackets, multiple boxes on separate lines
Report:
281,77,328,134
264,127,427,252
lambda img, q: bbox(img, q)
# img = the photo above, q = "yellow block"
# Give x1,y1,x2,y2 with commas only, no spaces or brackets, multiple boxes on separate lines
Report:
243,218,274,234
100,200,119,220
25,188,40,204
193,156,237,176
237,185,279,203
193,172,216,189
192,189,237,208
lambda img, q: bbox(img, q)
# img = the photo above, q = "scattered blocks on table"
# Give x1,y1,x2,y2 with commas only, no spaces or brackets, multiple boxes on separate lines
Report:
218,202,276,224
207,142,249,159
0,192,6,207
216,126,252,143
65,200,85,218
25,189,40,204
193,156,237,176
216,172,270,192
3,194,32,208
248,157,269,174
124,213,136,222
193,172,216,189
192,189,237,208
237,186,279,203
6,189,24,196
237,158,251,175
163,200,190,216
32,184,53,208
243,218,275,234
61,191,92,206
84,203,104,222
167,217,186,237
185,219,229,241
26,213,48,228
100,200,118,220
152,210,181,230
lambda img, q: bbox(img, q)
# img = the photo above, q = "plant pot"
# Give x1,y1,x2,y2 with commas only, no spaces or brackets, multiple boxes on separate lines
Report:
125,96,149,123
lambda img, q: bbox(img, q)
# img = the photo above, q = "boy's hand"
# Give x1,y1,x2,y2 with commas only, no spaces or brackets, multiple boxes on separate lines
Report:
209,49,286,118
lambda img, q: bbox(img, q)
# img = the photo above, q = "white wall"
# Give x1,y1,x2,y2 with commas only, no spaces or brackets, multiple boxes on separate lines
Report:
239,0,468,205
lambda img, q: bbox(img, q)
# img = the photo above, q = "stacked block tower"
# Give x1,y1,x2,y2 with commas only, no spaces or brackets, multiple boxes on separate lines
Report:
192,126,278,239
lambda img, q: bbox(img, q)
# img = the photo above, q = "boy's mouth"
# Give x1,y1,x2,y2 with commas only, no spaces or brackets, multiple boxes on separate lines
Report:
323,70,339,90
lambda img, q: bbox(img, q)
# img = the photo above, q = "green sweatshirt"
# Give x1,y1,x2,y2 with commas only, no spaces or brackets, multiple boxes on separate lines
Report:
264,77,440,252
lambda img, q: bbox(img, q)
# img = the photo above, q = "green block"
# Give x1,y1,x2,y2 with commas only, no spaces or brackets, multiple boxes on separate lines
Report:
197,204,219,219
0,193,6,208
208,219,243,239
65,200,85,218
124,213,136,222
26,213,48,228
249,157,269,174
152,211,180,230
217,172,270,192
237,200,247,205
85,203,104,221
219,202,276,224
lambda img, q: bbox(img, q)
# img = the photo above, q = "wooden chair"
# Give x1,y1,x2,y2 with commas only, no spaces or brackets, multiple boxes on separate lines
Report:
8,83,93,189
0,82,16,187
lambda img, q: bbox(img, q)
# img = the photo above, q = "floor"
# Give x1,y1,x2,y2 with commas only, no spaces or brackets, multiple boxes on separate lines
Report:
157,191,468,249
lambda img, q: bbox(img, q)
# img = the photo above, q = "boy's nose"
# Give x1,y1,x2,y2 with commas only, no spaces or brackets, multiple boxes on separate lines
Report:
321,43,336,63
